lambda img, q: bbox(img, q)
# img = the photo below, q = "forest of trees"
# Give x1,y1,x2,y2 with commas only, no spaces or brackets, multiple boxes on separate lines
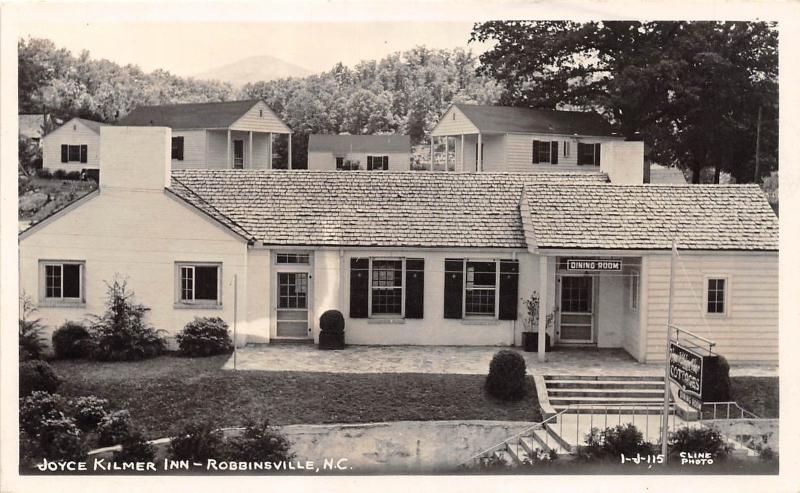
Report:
19,21,778,182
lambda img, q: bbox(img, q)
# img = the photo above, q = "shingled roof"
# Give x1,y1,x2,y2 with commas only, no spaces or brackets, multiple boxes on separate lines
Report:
118,100,261,129
308,134,411,154
521,184,778,251
169,170,608,248
453,104,620,136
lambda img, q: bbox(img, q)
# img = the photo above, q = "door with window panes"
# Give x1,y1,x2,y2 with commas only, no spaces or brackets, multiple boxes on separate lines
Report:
557,275,594,343
275,253,312,338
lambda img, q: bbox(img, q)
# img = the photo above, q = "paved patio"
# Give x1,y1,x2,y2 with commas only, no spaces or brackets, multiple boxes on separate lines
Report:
223,344,777,377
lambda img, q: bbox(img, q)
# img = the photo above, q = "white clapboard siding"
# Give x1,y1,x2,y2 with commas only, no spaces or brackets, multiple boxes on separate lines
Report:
171,130,207,170
430,105,479,136
42,118,102,171
229,100,291,134
307,151,411,171
642,252,778,363
504,133,625,173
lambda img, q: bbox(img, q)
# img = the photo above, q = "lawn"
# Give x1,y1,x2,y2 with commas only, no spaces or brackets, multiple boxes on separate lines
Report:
730,377,779,418
19,177,97,222
50,354,543,439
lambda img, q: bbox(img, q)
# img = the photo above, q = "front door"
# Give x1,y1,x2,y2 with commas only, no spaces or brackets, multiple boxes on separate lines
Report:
276,272,310,338
558,275,594,344
233,139,244,169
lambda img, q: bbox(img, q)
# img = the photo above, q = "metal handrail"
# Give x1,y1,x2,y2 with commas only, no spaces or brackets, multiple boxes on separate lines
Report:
462,401,678,467
702,401,759,420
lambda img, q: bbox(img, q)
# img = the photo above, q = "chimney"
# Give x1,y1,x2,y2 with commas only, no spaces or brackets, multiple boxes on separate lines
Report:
599,141,646,184
100,126,171,191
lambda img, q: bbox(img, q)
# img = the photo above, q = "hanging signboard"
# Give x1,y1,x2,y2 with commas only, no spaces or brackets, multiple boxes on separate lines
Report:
668,341,704,398
678,389,703,411
566,259,622,272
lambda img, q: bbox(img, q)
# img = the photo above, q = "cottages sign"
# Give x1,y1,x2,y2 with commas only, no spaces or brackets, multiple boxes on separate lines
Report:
668,341,703,398
566,259,622,272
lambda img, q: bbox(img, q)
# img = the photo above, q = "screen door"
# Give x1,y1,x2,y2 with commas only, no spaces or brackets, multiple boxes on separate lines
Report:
558,275,594,343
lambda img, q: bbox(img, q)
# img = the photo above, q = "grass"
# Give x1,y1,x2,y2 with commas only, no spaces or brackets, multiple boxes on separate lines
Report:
50,354,542,439
730,377,778,418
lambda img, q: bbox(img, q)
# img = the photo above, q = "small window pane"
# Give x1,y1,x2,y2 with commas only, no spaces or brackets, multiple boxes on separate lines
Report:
195,266,219,301
62,264,81,298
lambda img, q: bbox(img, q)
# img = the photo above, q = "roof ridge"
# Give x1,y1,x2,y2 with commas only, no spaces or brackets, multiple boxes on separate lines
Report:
131,99,261,110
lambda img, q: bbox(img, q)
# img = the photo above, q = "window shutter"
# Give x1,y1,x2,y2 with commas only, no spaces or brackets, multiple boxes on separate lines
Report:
80,145,88,163
367,156,373,170
383,156,389,170
61,145,68,163
551,141,558,165
349,258,369,318
532,140,540,164
594,143,601,166
444,259,464,319
498,260,520,320
405,258,424,319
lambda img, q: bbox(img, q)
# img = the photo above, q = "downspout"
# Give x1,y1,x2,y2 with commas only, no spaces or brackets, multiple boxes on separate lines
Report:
338,249,345,310
511,251,517,346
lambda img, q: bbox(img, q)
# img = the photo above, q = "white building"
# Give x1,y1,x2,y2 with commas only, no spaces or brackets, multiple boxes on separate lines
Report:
41,117,105,174
430,103,627,173
307,134,411,171
118,99,293,169
19,127,778,363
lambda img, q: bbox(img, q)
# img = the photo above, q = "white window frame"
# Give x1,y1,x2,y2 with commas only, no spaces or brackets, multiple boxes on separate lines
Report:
463,259,500,319
563,141,571,158
276,252,311,265
175,262,222,307
629,268,640,313
704,274,729,317
39,260,85,306
368,257,406,318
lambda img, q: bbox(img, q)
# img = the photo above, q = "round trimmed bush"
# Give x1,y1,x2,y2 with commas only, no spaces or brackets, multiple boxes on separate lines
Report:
320,310,345,335
223,418,294,462
176,317,234,357
69,395,111,432
20,360,61,396
701,355,731,402
52,321,93,359
167,422,225,462
20,391,66,435
96,410,133,447
485,350,527,401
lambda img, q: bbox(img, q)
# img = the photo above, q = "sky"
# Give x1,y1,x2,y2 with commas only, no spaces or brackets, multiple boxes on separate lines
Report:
17,15,489,77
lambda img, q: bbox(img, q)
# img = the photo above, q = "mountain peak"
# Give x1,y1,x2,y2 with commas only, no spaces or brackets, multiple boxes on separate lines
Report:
193,55,313,86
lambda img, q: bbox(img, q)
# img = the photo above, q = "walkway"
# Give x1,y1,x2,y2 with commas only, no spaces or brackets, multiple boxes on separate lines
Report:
224,344,777,377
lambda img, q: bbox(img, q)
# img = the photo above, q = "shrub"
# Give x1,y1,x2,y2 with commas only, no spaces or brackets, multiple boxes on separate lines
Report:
114,429,156,462
53,169,68,180
19,295,47,361
167,422,225,462
669,426,732,461
223,419,294,462
176,317,233,357
320,310,345,335
52,321,93,359
485,350,527,401
579,424,655,461
89,278,166,361
36,168,53,179
96,410,134,447
701,355,731,402
20,360,61,396
20,391,66,434
69,395,111,432
31,414,87,461
65,171,82,180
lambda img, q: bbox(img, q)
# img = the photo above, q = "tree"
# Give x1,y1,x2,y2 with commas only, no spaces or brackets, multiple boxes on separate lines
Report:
471,21,778,183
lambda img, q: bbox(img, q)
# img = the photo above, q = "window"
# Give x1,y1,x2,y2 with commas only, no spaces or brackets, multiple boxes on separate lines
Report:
171,136,184,161
578,143,601,166
177,263,221,305
278,272,307,309
371,259,403,315
336,157,344,170
706,277,727,315
42,261,83,302
537,141,551,164
532,140,558,164
630,269,639,312
276,253,310,264
367,155,388,170
564,141,571,157
465,261,497,316
60,144,87,163
233,140,244,169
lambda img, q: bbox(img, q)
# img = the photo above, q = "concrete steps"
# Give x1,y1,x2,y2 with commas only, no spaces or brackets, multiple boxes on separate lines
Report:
543,374,668,413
